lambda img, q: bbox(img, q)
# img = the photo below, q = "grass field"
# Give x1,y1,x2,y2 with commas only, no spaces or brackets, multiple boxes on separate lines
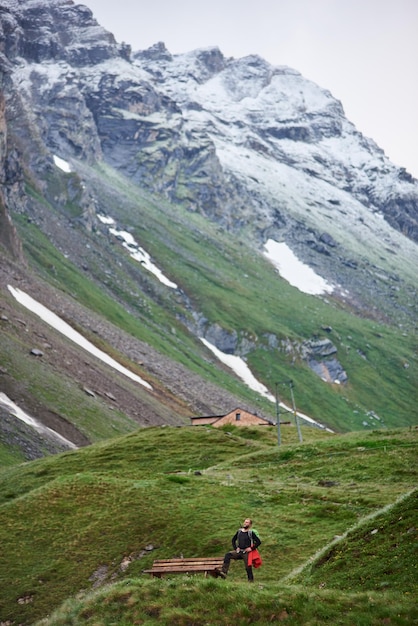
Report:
0,424,416,624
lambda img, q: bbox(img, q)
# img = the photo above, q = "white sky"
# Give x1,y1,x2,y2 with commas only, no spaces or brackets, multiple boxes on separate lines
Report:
80,0,418,179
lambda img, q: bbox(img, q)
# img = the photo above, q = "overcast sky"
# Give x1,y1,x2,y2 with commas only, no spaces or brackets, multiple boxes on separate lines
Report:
81,0,418,179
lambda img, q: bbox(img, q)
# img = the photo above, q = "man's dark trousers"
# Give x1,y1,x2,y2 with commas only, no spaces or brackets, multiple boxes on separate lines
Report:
221,550,254,581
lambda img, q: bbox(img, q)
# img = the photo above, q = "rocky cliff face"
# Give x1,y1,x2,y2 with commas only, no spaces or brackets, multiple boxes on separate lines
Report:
133,43,418,239
1,1,417,315
0,49,23,261
2,1,417,236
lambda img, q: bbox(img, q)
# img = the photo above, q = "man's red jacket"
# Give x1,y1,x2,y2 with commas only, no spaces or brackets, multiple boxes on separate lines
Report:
247,548,262,568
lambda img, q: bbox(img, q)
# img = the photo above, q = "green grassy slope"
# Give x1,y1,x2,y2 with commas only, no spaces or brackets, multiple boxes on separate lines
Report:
0,305,154,462
0,425,416,625
35,578,418,626
289,488,417,592
10,163,418,435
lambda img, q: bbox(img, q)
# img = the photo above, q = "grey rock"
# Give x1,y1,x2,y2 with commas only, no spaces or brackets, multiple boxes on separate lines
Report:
308,357,348,384
30,348,44,357
204,323,238,354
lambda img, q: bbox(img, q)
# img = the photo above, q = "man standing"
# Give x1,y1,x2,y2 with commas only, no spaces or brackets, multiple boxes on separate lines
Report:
217,518,261,582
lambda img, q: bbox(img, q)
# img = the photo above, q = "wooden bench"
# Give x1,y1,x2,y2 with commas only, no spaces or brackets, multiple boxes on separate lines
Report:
143,557,224,578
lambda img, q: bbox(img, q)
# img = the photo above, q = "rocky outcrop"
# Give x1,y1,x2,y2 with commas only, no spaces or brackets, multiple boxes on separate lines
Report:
0,56,23,261
0,189,22,260
0,0,124,65
302,339,347,384
195,320,348,385
274,336,348,384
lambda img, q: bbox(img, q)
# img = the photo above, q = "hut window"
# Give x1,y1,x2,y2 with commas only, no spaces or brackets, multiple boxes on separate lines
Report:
235,412,241,421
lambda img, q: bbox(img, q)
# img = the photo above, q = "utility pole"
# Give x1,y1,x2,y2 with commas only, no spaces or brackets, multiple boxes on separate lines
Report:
290,380,303,443
275,379,302,446
275,381,281,446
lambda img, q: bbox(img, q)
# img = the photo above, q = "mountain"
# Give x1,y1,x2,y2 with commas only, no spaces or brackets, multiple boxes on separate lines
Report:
0,0,417,459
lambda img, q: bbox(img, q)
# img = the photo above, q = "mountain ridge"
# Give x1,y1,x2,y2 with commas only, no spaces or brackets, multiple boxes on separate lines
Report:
0,0,417,458
3,1,417,312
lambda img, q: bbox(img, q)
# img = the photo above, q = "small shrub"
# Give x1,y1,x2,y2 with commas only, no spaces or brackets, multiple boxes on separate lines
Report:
165,474,190,484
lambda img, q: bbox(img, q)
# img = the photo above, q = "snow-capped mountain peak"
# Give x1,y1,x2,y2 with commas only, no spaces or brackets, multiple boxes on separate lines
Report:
1,1,417,329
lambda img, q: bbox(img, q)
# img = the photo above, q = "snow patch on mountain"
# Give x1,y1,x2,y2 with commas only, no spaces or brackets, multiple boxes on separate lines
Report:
97,214,178,288
264,240,334,295
7,286,152,389
53,155,72,173
0,392,77,450
201,337,275,402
